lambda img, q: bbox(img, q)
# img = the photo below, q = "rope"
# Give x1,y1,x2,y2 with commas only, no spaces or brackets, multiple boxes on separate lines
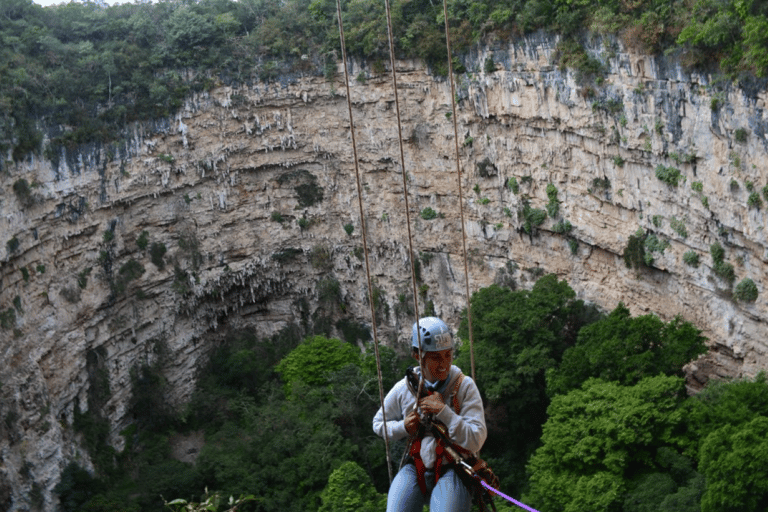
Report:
481,481,541,512
382,0,426,399
441,0,476,382
334,0,393,484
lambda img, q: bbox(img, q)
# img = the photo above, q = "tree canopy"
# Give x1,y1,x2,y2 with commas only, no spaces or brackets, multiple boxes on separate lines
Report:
546,302,707,396
4,0,768,163
55,279,768,512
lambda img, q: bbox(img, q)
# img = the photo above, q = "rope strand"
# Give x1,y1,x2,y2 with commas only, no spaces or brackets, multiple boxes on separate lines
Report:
334,0,393,484
382,0,426,400
441,0,476,383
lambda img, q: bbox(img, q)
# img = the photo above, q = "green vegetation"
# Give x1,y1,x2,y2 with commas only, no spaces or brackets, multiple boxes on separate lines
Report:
683,250,700,267
149,242,167,269
734,277,759,302
507,177,520,194
420,207,438,220
670,216,688,238
710,242,736,285
271,211,285,223
454,277,603,494
546,183,560,218
546,302,706,396
691,181,703,193
552,219,573,234
521,200,548,234
137,231,149,251
113,259,145,295
748,191,762,209
51,275,768,512
1,0,767,163
13,179,34,207
656,165,683,187
343,223,354,235
6,236,20,254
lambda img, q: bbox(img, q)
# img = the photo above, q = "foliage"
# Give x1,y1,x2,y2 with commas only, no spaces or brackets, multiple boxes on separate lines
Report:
520,200,548,234
683,250,700,267
507,177,519,194
734,277,759,302
13,178,34,207
164,491,257,512
113,259,145,295
150,242,167,269
545,183,560,218
699,417,768,511
6,236,20,254
655,165,683,186
552,219,573,234
623,228,648,269
137,231,149,250
455,276,602,495
525,376,688,512
318,461,386,512
710,242,735,284
343,223,354,235
420,207,438,220
309,245,333,270
669,217,688,238
681,373,768,455
2,0,768,163
546,303,707,396
129,361,172,431
275,335,361,396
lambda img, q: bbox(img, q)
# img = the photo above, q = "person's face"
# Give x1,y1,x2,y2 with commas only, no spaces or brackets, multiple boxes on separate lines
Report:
414,348,452,382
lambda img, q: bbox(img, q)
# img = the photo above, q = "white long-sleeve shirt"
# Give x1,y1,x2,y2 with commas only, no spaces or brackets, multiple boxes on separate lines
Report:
373,364,487,470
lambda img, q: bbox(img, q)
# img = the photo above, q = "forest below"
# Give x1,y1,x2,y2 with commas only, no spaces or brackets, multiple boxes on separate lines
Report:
54,275,768,512
3,0,768,165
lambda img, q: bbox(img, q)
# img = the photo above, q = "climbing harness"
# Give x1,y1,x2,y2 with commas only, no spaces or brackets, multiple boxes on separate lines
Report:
404,368,500,512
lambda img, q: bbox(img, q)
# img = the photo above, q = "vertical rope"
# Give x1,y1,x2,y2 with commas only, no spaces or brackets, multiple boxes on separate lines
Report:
382,0,426,398
334,0,393,485
441,0,476,383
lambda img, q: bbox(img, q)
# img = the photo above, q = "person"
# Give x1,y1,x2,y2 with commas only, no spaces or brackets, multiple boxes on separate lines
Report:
373,316,487,512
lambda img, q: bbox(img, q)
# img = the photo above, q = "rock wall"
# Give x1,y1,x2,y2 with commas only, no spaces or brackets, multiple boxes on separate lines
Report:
1,33,767,509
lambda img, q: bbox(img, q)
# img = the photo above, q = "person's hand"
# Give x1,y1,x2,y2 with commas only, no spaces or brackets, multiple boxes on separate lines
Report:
418,392,445,415
404,410,421,435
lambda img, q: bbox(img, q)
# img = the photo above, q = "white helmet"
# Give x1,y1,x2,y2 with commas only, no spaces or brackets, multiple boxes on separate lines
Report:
411,317,453,353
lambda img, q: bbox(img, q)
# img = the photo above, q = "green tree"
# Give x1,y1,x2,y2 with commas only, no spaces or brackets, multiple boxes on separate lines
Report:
699,416,768,511
455,276,602,496
546,303,707,396
318,461,386,512
195,381,356,512
681,372,768,455
275,335,361,396
525,376,688,512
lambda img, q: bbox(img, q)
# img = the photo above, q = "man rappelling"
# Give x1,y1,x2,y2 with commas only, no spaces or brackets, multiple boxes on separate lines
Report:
373,316,492,512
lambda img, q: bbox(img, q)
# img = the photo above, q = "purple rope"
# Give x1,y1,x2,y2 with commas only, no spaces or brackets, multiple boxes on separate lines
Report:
481,481,541,512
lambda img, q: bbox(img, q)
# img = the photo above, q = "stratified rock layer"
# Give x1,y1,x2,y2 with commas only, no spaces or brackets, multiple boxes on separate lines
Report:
1,34,767,509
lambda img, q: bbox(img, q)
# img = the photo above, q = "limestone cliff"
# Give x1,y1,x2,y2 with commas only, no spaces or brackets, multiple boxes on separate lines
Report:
1,34,767,509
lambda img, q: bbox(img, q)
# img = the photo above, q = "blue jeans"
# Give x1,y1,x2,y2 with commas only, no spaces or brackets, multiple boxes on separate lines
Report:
386,463,473,512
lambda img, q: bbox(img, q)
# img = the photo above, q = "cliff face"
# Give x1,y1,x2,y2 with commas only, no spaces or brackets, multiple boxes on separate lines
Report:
2,33,767,509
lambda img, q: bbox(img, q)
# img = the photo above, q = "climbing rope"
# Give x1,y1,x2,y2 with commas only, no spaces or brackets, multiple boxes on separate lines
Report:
440,0,476,383
382,0,428,402
334,0,393,484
